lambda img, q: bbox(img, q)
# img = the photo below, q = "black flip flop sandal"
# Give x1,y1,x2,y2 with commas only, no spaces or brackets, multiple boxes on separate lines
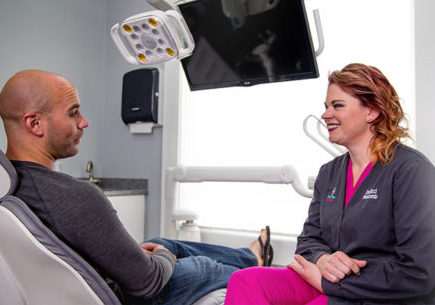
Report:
258,226,274,266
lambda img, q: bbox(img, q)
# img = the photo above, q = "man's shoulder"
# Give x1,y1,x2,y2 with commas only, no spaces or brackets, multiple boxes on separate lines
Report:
12,160,101,196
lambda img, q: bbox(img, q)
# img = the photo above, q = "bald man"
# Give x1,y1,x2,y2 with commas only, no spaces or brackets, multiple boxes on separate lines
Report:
0,70,269,305
0,70,88,167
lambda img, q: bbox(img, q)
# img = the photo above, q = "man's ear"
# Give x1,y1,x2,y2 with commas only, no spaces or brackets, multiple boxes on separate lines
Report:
23,112,44,136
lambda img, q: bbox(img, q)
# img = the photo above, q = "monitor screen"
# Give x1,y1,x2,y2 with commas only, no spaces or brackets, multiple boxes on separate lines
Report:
177,0,319,91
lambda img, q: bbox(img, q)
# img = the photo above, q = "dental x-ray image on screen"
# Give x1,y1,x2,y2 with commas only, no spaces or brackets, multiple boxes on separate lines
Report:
178,0,319,91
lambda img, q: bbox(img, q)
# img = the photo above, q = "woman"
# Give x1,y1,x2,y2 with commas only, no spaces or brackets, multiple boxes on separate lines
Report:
223,63,435,305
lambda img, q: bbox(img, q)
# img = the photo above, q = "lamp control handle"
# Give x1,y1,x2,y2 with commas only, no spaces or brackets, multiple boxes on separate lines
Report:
165,10,195,58
110,23,138,65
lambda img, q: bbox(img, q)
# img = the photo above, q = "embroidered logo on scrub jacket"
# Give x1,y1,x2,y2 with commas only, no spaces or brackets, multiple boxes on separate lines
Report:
363,188,378,200
326,187,336,202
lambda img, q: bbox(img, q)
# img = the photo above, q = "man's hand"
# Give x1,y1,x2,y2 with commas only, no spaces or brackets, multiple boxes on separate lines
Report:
287,254,323,293
316,252,367,283
139,242,166,255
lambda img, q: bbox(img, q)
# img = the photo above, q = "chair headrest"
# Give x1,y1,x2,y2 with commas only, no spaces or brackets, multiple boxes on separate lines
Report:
0,150,18,199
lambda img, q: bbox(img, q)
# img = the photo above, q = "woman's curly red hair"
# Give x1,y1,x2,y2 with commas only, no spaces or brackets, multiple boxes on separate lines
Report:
328,63,410,164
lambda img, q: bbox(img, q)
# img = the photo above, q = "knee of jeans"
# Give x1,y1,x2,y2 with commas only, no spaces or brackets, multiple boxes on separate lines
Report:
172,256,215,282
188,255,216,267
177,256,224,275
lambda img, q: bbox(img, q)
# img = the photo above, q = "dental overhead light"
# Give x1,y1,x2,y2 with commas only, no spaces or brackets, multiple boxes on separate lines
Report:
110,0,194,65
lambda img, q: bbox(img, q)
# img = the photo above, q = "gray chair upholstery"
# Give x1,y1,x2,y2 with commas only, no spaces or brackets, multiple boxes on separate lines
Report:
0,150,17,198
192,288,226,305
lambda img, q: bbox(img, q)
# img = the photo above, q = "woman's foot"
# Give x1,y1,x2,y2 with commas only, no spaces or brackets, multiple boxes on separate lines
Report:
249,227,272,266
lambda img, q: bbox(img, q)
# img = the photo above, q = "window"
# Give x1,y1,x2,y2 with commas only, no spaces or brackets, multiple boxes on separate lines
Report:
178,0,415,235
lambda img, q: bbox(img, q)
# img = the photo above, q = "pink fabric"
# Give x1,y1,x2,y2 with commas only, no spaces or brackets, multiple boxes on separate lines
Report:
224,267,327,305
305,295,329,305
345,158,373,207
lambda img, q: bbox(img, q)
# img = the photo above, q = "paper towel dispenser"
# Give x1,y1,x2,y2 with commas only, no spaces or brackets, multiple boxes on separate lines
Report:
121,68,159,125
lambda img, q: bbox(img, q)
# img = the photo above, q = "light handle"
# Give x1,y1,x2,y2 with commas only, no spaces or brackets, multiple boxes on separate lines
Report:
165,10,195,58
110,23,138,64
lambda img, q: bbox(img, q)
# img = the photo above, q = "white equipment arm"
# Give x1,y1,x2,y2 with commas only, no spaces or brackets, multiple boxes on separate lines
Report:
171,166,312,197
313,9,325,57
147,0,175,11
303,115,346,157
162,165,312,238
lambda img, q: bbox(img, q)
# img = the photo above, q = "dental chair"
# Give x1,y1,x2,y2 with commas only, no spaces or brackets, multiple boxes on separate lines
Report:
0,150,225,305
0,150,122,305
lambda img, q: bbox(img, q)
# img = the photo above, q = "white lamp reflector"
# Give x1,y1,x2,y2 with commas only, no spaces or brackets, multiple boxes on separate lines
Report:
111,10,194,65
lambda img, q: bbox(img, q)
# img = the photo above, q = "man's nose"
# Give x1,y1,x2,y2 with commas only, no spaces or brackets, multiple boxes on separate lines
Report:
79,115,89,129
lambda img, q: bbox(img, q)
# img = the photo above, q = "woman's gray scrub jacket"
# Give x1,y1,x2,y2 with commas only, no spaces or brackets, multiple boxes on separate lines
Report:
296,145,435,305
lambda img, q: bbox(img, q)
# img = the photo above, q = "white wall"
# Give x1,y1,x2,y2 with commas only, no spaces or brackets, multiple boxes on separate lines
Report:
415,0,435,164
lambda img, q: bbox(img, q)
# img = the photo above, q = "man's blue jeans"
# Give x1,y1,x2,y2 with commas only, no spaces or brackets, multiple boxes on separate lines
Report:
147,238,258,305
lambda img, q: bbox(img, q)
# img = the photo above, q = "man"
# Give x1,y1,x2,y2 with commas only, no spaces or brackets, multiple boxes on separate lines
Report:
0,70,272,305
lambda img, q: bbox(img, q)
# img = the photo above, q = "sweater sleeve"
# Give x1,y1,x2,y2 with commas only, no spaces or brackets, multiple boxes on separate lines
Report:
322,157,435,301
296,165,333,263
37,176,176,300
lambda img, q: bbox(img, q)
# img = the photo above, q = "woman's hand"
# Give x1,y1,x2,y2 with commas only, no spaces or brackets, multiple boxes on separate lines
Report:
287,254,323,293
316,252,367,283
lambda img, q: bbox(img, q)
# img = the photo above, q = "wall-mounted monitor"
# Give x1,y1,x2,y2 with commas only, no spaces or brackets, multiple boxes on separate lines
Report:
177,0,319,91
